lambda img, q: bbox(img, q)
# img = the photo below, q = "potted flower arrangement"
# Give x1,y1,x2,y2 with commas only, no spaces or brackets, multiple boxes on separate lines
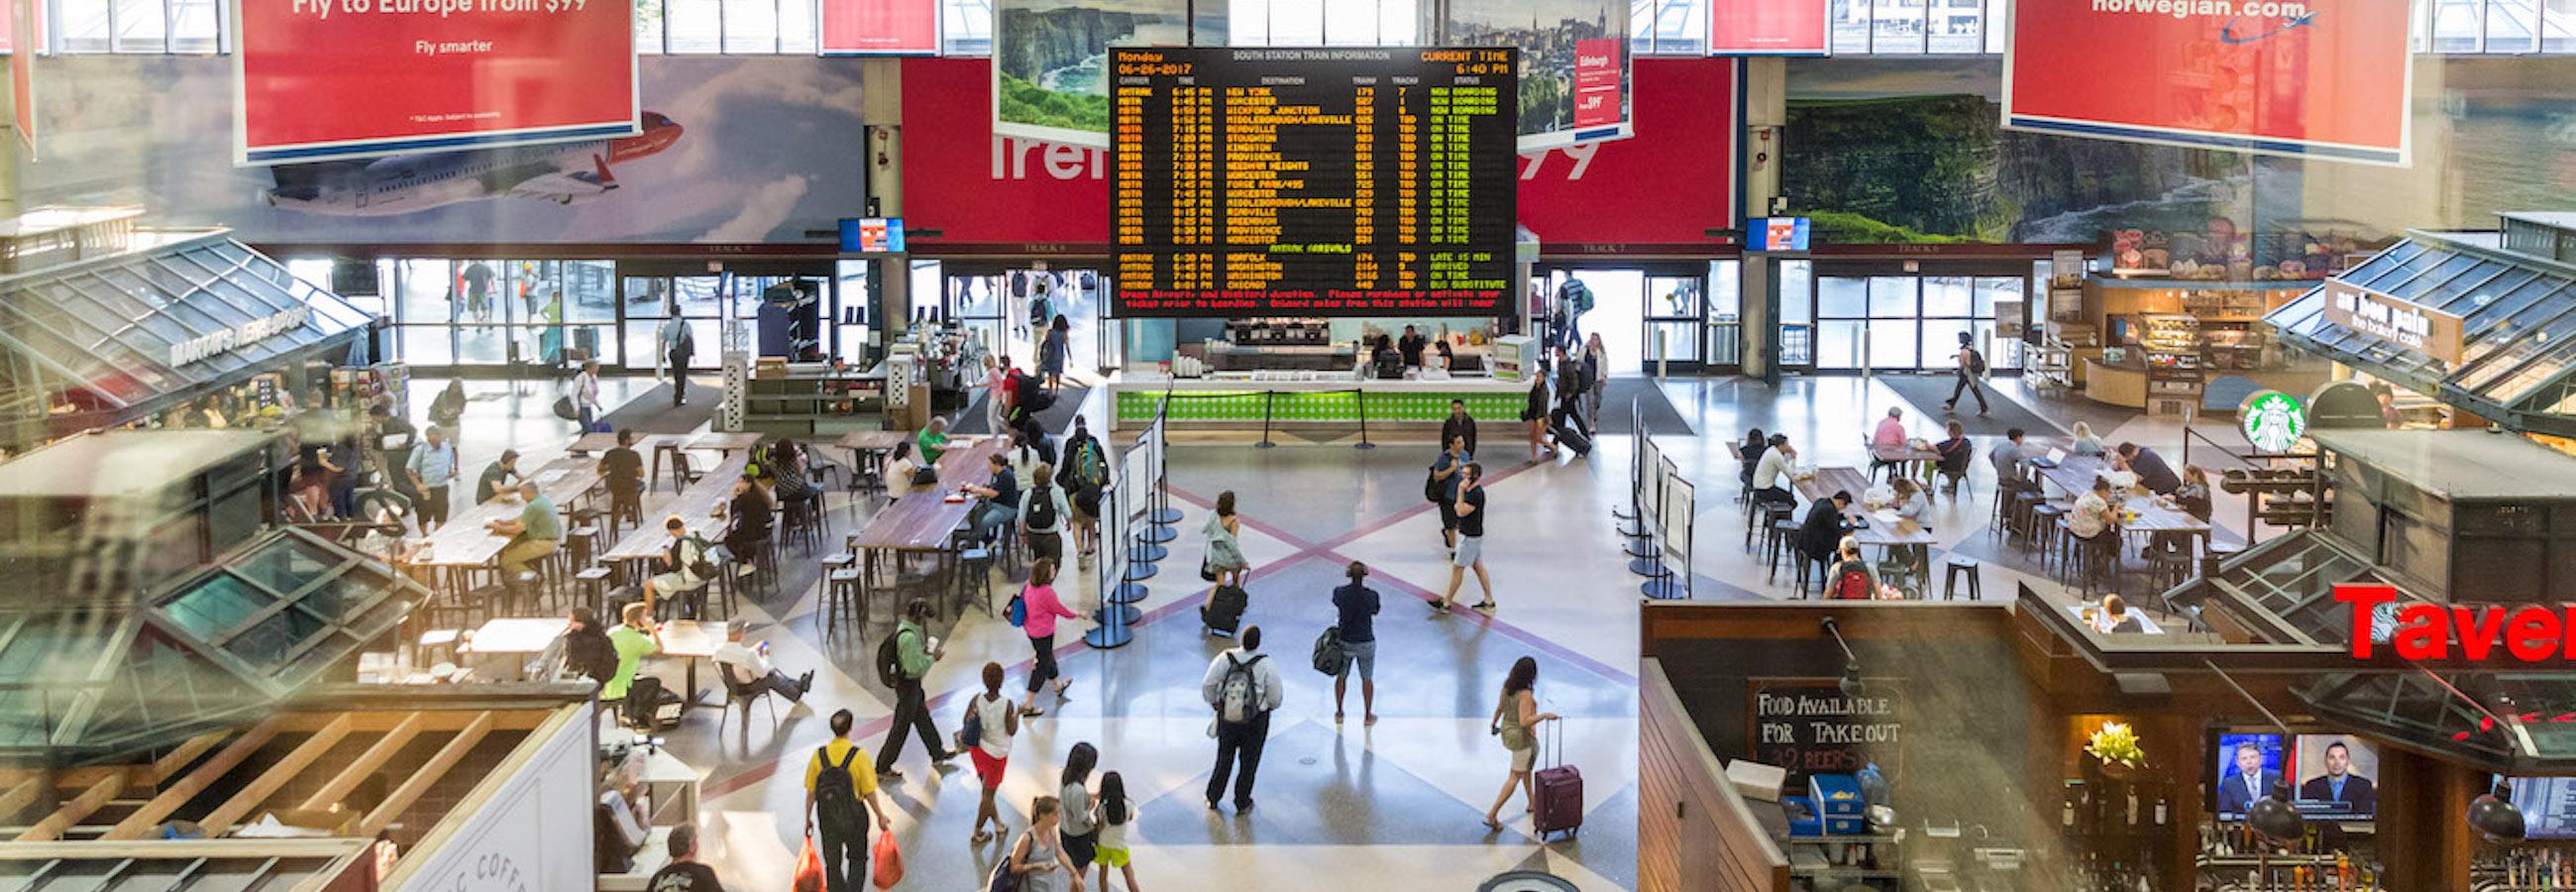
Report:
2087,722,2147,780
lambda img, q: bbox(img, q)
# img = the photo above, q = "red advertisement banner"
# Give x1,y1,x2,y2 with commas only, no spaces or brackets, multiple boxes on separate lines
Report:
903,56,1736,253
1708,0,1828,56
10,0,31,156
2004,0,2412,166
820,0,938,56
231,0,639,165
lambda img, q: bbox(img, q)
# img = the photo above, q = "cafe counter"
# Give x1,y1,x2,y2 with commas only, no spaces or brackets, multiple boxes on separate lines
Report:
1108,373,1530,433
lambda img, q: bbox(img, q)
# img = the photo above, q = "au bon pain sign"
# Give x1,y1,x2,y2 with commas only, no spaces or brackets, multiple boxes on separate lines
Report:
2322,279,2464,364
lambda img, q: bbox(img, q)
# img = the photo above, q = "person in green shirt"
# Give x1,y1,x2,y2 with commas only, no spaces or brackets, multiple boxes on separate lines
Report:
488,480,562,588
914,416,951,468
603,602,665,704
876,598,957,780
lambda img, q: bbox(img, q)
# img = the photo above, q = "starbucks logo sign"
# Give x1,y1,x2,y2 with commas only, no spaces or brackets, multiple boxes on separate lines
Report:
2240,390,2307,454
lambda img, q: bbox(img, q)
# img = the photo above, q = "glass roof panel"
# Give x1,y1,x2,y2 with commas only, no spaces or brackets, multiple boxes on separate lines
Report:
230,534,342,595
160,574,274,640
2275,237,2576,416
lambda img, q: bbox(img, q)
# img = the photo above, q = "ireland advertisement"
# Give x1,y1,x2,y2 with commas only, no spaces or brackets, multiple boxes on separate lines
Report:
231,0,638,164
1446,0,1630,151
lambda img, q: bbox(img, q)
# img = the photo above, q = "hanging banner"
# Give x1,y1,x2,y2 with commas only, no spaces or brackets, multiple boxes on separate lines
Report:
1708,0,1828,56
1515,57,1735,252
1449,0,1631,151
230,0,640,165
821,0,940,55
10,0,32,157
2003,0,2412,166
993,0,1200,149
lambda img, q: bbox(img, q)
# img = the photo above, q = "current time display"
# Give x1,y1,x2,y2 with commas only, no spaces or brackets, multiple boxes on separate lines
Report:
1112,47,1520,318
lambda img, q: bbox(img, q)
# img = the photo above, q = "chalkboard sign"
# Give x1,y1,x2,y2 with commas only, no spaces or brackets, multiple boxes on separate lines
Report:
1748,678,1904,784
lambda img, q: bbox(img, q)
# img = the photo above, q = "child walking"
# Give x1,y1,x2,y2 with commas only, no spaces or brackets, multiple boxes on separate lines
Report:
1095,771,1140,892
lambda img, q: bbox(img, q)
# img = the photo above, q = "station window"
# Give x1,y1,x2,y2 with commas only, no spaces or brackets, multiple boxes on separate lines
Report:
1229,0,1417,47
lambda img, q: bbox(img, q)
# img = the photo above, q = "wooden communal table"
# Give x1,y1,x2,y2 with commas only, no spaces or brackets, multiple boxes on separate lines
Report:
574,431,680,454
411,457,602,572
1791,467,1936,548
686,432,766,459
836,430,911,490
1871,442,1942,481
847,436,1011,615
461,617,569,681
603,454,756,565
2029,454,2212,554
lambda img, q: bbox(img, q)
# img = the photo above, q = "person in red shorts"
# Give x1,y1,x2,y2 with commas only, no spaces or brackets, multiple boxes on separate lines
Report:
958,661,1022,844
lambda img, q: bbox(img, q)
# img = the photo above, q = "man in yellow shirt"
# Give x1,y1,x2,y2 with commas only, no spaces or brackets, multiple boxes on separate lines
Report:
804,710,894,892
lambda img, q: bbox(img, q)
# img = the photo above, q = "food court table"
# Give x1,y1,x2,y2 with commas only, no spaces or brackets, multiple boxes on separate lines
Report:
658,618,724,706
847,436,1010,614
836,430,910,489
686,432,766,458
603,454,756,565
1791,467,1937,548
410,457,603,578
1871,442,1941,481
2029,454,2212,552
461,617,569,681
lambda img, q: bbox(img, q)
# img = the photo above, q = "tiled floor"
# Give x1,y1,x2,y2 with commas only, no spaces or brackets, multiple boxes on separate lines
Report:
457,370,2262,890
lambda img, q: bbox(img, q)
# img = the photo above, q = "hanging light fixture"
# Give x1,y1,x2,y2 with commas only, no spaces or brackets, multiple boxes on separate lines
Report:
1822,616,1867,699
2470,781,2528,843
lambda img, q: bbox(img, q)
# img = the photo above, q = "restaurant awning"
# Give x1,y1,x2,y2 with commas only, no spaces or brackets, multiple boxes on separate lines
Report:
2268,227,2576,436
0,230,375,447
0,528,420,763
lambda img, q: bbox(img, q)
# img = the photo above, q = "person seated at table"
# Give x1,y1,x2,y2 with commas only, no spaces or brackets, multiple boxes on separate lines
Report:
712,619,814,706
562,606,619,686
914,415,951,466
2114,442,2182,496
603,602,668,711
1753,434,1799,510
1886,478,1932,580
884,441,924,498
1933,420,1973,492
2070,477,2122,587
597,429,645,529
1825,537,1880,600
487,480,562,595
475,449,522,504
1738,427,1767,489
1872,406,1908,451
766,438,821,517
2175,464,2213,521
644,515,712,618
1990,427,2043,494
2070,422,2105,457
712,473,774,573
964,453,1021,545
1800,490,1853,569
2093,595,2145,633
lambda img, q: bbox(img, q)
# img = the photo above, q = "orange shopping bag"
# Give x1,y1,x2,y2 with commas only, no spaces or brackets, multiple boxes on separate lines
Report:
871,831,905,889
793,834,825,892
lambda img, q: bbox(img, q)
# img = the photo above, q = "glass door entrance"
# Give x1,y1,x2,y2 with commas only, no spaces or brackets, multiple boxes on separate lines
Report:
1533,263,1725,375
1799,263,2034,374
920,262,1109,381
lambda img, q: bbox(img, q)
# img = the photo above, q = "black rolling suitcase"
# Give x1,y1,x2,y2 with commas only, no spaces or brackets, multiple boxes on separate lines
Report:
1552,408,1593,457
1201,585,1248,636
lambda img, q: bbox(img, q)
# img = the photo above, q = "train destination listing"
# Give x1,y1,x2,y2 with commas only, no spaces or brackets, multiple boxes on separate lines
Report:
1111,47,1520,317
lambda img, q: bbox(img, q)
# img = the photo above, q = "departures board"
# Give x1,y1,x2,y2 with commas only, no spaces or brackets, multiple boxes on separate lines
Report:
1111,47,1519,318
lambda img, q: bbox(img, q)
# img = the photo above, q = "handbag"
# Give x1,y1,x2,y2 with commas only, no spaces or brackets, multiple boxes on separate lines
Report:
986,837,1024,892
1423,467,1445,502
1311,626,1348,676
1200,558,1219,582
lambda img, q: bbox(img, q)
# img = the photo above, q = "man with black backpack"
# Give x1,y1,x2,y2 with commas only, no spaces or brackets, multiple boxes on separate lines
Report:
1943,330,1990,415
875,599,958,781
1199,624,1285,813
1019,462,1074,566
805,710,893,892
1058,418,1110,558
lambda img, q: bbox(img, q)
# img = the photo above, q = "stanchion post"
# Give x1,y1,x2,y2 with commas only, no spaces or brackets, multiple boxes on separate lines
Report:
1352,389,1375,450
1257,390,1276,448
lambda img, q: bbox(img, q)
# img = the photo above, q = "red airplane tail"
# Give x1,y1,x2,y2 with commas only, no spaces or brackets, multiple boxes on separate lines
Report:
592,154,618,189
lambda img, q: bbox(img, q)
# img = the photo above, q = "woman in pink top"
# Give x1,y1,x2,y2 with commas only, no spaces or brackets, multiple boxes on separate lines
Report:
986,354,1014,435
1020,558,1084,717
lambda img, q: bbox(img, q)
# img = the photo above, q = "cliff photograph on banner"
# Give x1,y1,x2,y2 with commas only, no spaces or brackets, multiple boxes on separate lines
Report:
2002,0,2414,166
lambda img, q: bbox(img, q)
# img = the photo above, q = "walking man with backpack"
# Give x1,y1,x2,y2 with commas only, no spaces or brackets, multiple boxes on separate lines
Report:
1020,462,1074,566
1943,330,1990,416
805,710,895,892
1058,419,1110,558
1200,624,1284,813
876,599,958,781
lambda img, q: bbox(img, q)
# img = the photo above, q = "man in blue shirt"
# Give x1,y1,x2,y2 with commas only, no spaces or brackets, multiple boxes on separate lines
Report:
963,453,1020,544
404,424,460,531
1432,435,1471,551
1331,561,1381,725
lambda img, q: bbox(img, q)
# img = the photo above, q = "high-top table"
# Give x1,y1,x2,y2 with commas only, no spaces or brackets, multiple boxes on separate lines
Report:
603,453,757,566
1791,467,1937,549
846,436,1011,615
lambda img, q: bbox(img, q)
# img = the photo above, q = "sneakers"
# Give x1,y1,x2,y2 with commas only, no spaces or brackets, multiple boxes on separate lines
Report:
881,767,906,781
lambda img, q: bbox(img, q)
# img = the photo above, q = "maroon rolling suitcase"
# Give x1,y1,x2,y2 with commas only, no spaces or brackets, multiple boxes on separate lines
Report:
1531,720,1583,839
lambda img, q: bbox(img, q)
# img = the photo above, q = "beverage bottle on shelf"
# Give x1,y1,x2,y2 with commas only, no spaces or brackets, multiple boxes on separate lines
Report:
2128,788,2140,827
2154,794,2169,826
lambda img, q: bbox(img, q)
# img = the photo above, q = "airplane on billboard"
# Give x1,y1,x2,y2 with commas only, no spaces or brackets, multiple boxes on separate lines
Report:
263,112,685,216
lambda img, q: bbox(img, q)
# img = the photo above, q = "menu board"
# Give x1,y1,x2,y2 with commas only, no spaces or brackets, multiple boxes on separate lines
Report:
1111,47,1519,317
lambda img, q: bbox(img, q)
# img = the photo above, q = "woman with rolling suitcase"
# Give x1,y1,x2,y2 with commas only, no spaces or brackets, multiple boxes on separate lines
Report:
1482,656,1560,832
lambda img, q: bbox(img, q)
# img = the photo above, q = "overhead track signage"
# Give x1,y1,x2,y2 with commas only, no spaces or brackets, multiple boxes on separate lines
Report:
230,0,640,164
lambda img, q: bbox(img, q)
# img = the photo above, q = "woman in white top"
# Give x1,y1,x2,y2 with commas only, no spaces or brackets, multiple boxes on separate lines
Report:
883,441,921,500
963,662,1021,844
1092,771,1139,892
1886,478,1932,583
1004,796,1083,892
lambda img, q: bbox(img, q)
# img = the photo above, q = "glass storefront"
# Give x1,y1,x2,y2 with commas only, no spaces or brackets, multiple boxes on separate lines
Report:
1531,260,1743,375
282,257,864,373
911,260,1110,375
1778,259,2044,374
